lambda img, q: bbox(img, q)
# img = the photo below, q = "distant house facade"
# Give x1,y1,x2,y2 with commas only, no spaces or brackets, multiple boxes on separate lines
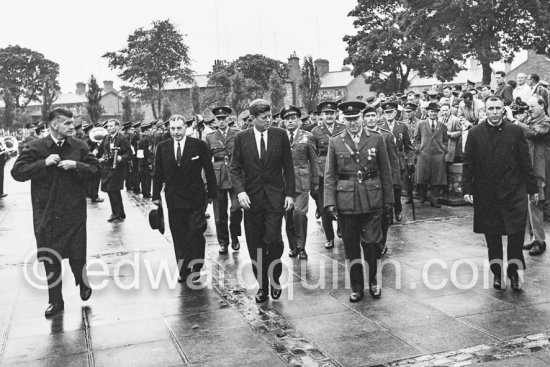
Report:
26,80,124,123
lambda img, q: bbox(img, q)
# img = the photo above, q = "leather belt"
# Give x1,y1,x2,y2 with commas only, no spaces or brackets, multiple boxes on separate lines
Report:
338,171,377,180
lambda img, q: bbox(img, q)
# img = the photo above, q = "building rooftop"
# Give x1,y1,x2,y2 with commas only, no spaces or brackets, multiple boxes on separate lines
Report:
320,70,359,88
163,74,209,90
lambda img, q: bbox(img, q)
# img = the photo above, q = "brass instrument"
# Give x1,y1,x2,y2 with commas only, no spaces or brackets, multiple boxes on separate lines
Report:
89,127,108,143
0,136,19,157
111,147,120,169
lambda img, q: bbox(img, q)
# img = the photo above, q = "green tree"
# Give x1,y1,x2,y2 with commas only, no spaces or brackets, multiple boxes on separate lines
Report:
161,99,172,121
344,0,462,93
86,75,103,124
41,75,58,123
0,45,59,108
1,89,15,128
122,95,133,122
408,0,547,84
268,70,286,112
103,19,194,119
191,82,201,115
227,72,248,119
299,56,321,113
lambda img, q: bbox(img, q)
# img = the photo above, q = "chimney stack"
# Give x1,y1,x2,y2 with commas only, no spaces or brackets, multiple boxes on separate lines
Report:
314,59,329,77
76,82,86,95
103,80,114,93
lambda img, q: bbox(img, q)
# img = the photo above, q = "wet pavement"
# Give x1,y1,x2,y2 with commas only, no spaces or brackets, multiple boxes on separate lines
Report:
1,158,550,367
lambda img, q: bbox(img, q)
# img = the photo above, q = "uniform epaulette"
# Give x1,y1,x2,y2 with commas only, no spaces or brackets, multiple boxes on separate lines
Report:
333,130,345,137
367,127,382,134
206,131,217,136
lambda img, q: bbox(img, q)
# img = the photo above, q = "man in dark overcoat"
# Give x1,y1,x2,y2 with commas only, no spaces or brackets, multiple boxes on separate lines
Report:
230,99,295,303
98,119,132,222
463,95,538,291
11,108,100,317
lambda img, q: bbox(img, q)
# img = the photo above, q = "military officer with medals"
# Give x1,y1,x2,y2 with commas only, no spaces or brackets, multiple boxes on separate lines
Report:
311,101,346,249
325,101,393,302
364,105,400,255
205,106,243,254
281,105,319,260
379,101,413,221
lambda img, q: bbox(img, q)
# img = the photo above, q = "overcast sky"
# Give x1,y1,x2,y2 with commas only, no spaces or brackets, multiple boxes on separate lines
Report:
1,0,358,93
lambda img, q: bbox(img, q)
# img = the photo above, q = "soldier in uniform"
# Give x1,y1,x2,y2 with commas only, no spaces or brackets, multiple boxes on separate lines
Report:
121,122,135,192
379,101,413,221
130,121,142,194
325,101,393,302
311,101,346,249
205,106,243,254
82,123,104,203
281,105,319,260
401,102,419,204
364,105,400,254
137,121,154,198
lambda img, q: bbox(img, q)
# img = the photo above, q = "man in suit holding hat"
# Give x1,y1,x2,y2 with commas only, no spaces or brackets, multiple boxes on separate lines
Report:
380,101,413,221
97,119,132,221
205,106,243,254
229,99,295,303
415,102,448,207
280,105,319,260
312,101,346,249
325,101,393,302
153,114,217,282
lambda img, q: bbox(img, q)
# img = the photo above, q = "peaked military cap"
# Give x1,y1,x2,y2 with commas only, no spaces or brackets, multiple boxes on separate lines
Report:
280,105,301,119
403,102,418,110
300,114,310,122
363,105,377,114
317,101,338,112
381,101,398,111
338,101,366,118
212,106,232,117
140,121,152,130
132,121,142,128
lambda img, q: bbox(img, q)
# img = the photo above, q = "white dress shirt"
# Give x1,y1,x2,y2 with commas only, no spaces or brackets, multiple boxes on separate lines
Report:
253,127,268,158
174,136,186,162
50,134,64,146
387,120,395,132
287,128,299,143
513,83,532,103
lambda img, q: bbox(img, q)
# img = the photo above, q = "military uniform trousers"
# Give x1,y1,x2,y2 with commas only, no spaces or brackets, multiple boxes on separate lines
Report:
285,191,310,250
316,176,335,241
138,162,151,197
340,212,382,292
213,188,242,245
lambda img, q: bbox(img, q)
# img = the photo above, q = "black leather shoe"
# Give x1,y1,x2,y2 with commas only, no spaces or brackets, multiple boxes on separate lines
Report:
45,302,64,318
219,244,228,254
493,278,503,290
0,194,7,198
91,197,104,203
80,284,92,301
270,285,282,299
255,289,269,303
395,212,402,222
325,239,334,249
349,290,364,302
299,249,308,260
120,213,126,219
369,281,382,298
231,239,240,251
288,248,299,257
523,240,536,250
107,214,119,222
529,241,546,256
509,272,521,292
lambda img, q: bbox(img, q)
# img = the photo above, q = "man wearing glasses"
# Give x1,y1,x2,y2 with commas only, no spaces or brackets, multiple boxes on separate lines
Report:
280,105,319,260
311,101,346,249
205,106,243,254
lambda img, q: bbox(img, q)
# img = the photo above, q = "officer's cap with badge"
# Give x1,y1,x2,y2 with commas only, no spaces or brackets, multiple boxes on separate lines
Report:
212,106,232,117
317,101,338,112
280,105,301,119
381,101,398,112
403,102,418,111
141,121,153,131
338,101,366,119
122,121,132,130
363,105,377,115
132,121,142,129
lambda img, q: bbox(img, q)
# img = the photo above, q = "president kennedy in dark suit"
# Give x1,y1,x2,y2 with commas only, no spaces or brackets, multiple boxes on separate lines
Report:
152,115,217,283
230,99,295,303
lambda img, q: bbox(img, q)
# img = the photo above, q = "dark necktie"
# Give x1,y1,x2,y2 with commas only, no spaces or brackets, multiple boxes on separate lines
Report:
289,132,294,145
431,121,435,132
176,142,182,166
260,133,266,162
